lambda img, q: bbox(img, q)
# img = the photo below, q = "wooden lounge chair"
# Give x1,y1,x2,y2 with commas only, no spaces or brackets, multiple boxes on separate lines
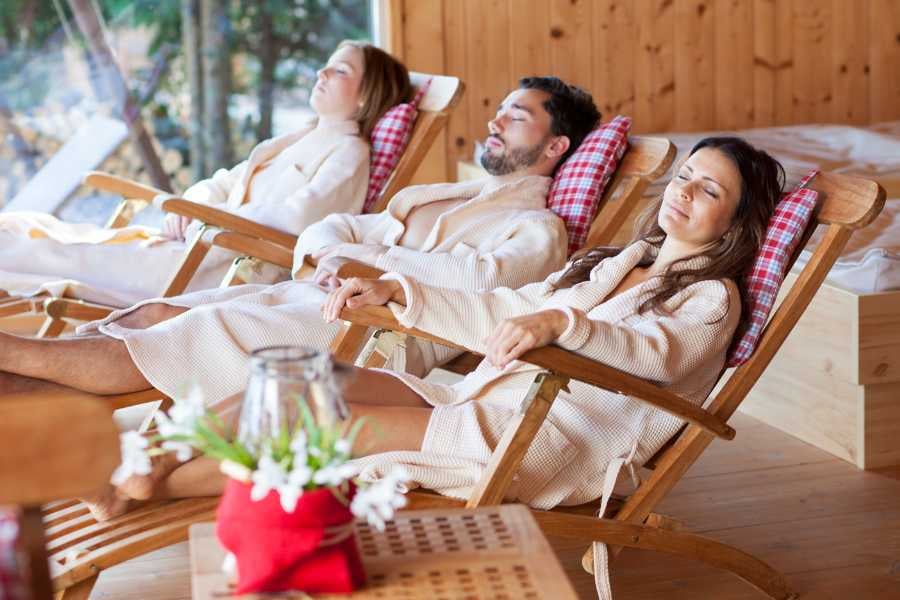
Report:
330,170,886,599
4,71,465,338
20,133,675,600
0,392,120,600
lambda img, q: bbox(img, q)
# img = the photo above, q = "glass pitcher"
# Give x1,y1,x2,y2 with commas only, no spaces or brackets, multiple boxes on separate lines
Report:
236,345,348,454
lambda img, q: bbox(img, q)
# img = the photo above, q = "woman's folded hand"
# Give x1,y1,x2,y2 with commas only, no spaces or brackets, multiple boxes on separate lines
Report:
321,277,405,323
483,310,569,369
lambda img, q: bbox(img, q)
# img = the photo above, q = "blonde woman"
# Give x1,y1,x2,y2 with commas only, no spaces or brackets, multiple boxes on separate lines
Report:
0,41,412,307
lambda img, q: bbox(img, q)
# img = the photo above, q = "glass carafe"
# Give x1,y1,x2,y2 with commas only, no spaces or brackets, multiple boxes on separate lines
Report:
236,345,348,454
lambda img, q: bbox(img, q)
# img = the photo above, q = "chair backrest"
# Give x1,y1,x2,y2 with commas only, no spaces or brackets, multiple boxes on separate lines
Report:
583,136,676,249
607,171,886,545
369,72,465,214
0,393,119,599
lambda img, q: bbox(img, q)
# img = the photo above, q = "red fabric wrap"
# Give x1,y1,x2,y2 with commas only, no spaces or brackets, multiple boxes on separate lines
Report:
216,479,365,594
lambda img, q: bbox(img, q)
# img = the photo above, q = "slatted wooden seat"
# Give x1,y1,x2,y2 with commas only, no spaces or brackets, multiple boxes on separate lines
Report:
42,497,220,597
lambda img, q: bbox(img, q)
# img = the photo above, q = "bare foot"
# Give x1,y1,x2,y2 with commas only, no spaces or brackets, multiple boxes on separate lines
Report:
81,484,132,522
116,452,185,501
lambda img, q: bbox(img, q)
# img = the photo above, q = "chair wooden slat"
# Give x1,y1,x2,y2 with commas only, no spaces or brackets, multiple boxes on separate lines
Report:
82,172,164,202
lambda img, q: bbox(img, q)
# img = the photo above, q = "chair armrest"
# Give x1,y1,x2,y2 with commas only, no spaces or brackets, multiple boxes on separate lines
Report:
83,171,166,200
160,198,298,250
210,231,294,270
335,259,386,280
339,305,735,440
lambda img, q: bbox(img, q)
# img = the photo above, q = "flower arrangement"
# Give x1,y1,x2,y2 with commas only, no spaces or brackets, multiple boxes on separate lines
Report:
113,384,407,530
111,384,408,594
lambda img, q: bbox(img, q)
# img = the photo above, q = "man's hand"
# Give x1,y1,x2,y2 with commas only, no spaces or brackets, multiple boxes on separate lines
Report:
483,310,569,369
321,278,405,323
313,255,351,291
162,212,193,241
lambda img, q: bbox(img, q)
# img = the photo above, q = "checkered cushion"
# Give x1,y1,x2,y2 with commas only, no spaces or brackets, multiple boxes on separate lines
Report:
727,171,819,366
364,80,431,213
548,116,632,255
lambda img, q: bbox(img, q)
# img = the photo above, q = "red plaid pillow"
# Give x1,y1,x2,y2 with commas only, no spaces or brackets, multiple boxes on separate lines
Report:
727,171,819,366
548,116,631,254
364,80,430,213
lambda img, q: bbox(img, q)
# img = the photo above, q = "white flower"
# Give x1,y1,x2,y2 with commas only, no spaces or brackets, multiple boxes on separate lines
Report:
249,453,313,513
334,438,351,456
277,484,302,513
110,431,152,486
160,439,194,462
351,467,409,531
313,460,357,487
222,552,238,578
155,383,205,438
250,454,288,502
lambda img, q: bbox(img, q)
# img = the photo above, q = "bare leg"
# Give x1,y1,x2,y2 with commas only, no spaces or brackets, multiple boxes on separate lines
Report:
0,303,188,394
0,371,82,395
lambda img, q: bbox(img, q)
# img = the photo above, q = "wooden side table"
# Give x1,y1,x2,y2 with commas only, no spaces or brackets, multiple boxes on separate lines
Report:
190,504,578,599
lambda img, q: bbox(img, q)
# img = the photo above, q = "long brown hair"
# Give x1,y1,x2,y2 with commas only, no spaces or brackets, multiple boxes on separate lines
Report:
554,137,784,339
338,41,413,139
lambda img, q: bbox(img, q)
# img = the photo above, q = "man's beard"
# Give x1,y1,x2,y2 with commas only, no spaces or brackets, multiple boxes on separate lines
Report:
479,137,547,176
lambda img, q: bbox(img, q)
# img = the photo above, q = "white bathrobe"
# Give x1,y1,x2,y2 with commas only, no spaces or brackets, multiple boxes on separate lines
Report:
352,241,740,511
0,119,369,307
81,175,568,405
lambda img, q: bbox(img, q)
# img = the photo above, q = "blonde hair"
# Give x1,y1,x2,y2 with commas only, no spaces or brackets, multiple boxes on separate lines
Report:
338,40,413,139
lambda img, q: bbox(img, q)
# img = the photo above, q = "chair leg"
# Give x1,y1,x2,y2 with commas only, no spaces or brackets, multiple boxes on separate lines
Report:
55,575,98,600
36,316,67,338
219,257,248,288
330,322,372,364
533,512,798,600
466,372,569,508
21,507,54,600
354,329,407,369
161,229,211,297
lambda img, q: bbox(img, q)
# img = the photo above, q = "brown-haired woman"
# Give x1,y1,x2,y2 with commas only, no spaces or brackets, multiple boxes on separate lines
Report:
316,136,785,509
110,137,785,517
0,41,412,307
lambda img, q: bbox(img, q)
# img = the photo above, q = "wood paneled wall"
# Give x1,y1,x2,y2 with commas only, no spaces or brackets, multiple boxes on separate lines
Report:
385,0,900,182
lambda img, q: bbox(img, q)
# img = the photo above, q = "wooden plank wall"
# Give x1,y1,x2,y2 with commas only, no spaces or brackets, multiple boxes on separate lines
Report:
386,0,900,182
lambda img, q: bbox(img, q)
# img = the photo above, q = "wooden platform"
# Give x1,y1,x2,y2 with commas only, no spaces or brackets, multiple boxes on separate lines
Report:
739,273,900,469
88,412,900,599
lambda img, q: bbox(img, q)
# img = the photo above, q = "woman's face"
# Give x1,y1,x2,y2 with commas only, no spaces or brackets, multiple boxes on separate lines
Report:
310,45,365,120
659,147,743,247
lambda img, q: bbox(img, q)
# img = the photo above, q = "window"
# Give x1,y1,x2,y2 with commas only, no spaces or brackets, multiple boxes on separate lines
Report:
0,0,372,224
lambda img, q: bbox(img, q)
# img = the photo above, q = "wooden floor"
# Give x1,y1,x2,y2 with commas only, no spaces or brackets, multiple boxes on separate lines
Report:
88,412,900,599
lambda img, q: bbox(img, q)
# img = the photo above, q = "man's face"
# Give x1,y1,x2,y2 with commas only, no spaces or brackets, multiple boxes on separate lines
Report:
480,88,555,176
